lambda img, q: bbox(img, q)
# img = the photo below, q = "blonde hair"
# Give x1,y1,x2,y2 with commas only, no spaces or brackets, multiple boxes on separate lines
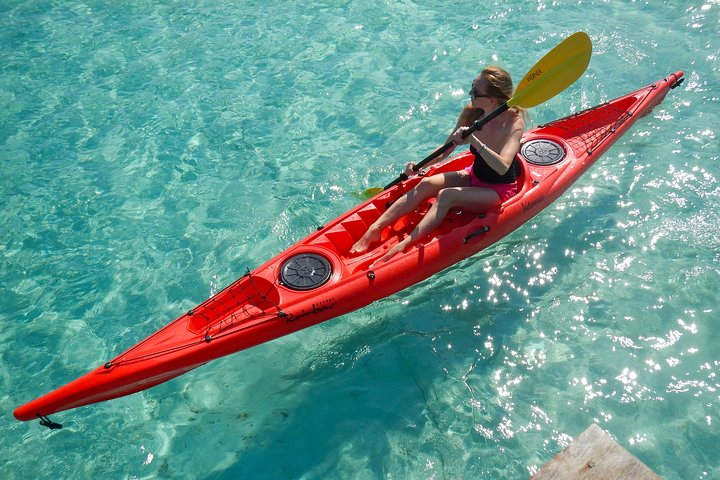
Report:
461,65,528,125
482,66,511,98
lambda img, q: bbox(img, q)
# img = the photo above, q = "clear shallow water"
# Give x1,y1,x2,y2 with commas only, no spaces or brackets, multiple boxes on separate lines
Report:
1,0,718,478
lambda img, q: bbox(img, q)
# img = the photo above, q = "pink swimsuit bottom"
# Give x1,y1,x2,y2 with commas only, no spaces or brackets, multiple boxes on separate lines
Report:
464,165,518,203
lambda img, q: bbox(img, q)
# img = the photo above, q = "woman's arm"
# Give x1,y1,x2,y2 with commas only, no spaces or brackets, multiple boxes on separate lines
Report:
452,116,525,175
467,128,523,175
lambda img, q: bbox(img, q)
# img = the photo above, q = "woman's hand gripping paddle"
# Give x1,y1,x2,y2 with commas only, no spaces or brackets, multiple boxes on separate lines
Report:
359,31,593,199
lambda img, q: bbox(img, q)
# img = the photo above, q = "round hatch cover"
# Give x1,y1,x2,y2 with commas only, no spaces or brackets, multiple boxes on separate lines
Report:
280,253,332,290
521,139,566,166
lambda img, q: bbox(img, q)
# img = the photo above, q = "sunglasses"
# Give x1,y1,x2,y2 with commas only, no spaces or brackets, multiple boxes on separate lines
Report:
469,87,493,100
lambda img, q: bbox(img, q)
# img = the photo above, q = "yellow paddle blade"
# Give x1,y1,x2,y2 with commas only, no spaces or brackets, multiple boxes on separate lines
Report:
509,32,592,109
355,186,383,200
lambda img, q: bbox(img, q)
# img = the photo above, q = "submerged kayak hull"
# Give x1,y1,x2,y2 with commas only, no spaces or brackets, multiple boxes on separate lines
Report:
14,71,683,422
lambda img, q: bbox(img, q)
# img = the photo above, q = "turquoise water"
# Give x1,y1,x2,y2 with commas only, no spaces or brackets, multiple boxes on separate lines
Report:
2,0,718,478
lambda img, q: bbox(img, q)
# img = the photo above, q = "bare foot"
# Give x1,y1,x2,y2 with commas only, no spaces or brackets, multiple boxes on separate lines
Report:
373,239,409,265
350,226,382,254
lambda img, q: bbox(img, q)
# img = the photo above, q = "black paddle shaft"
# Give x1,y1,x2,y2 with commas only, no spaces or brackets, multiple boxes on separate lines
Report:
382,103,510,191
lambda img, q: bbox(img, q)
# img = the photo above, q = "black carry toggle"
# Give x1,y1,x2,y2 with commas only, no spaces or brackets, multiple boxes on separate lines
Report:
38,415,63,430
670,77,685,89
463,226,490,244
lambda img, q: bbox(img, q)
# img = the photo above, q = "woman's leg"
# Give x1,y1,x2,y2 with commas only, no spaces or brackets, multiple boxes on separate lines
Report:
350,171,467,254
376,186,500,263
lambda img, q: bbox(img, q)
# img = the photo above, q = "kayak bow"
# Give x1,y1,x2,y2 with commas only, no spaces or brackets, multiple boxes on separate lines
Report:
14,71,684,424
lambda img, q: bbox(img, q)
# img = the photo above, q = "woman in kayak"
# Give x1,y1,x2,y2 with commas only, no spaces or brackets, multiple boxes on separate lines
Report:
350,66,526,262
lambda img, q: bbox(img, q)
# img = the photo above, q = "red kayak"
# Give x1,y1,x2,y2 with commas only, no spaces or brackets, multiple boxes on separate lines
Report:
14,71,684,424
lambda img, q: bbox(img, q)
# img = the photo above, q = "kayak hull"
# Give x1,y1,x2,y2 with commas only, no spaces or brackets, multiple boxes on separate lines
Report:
14,71,684,422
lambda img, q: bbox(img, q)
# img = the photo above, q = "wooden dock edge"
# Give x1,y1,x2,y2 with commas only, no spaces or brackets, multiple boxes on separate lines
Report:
530,424,661,479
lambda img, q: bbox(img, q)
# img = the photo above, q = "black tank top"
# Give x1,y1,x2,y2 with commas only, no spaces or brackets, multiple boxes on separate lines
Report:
470,145,518,184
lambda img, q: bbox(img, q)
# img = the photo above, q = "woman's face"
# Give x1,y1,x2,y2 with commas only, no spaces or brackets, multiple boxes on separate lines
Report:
469,76,500,109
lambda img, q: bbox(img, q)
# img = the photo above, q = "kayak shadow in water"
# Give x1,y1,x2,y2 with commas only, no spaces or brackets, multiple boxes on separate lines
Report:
213,166,643,478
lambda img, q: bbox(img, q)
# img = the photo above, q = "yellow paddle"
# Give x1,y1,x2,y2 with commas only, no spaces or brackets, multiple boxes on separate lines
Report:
359,31,592,198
